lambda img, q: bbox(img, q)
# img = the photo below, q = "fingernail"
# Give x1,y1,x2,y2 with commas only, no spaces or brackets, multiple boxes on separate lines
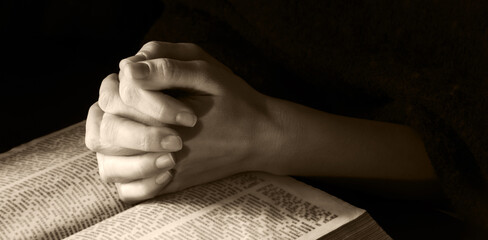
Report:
176,112,197,127
155,154,175,169
155,171,172,185
161,135,182,151
128,62,150,79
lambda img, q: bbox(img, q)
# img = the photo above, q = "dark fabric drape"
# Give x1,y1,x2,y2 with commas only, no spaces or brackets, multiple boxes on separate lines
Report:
144,0,488,233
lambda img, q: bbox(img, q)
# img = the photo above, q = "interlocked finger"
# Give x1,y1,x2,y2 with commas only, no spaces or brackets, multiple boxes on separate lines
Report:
119,41,228,70
97,152,175,183
85,103,142,155
99,113,182,152
98,73,163,127
116,171,173,203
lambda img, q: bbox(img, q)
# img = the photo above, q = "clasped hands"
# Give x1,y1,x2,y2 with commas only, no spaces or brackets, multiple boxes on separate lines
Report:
85,42,279,202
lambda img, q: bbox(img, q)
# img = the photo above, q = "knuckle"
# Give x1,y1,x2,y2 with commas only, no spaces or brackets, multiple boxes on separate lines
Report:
183,42,206,59
89,102,100,111
85,136,101,152
140,127,158,151
139,127,152,151
98,74,119,111
100,114,117,143
195,59,210,69
144,41,161,49
157,58,173,79
182,42,202,53
119,83,139,106
87,102,103,118
107,73,118,79
156,102,168,121
98,89,113,112
194,60,212,79
134,161,147,179
140,41,162,57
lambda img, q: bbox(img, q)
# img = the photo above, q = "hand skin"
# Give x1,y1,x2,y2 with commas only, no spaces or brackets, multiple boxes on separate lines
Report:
87,41,440,202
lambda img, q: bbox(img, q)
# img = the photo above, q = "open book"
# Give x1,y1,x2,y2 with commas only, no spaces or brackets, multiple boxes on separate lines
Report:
0,122,390,239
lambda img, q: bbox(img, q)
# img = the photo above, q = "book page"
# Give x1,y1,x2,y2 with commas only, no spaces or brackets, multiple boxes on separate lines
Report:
68,172,366,240
0,123,89,186
0,122,129,239
1,122,388,240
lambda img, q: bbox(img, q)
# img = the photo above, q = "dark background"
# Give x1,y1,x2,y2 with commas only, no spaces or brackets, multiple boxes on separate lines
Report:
0,0,163,152
2,1,487,238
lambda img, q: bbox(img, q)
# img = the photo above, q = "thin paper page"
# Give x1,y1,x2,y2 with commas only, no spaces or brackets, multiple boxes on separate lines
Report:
0,122,129,239
68,173,364,240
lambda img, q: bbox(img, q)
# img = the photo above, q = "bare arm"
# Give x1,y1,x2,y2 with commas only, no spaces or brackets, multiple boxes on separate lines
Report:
260,97,435,181
86,41,439,202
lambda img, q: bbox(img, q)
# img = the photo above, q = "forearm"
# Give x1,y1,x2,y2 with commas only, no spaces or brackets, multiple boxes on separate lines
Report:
258,96,437,182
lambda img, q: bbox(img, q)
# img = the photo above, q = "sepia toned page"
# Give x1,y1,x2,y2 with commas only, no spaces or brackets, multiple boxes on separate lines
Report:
0,122,129,239
68,172,380,240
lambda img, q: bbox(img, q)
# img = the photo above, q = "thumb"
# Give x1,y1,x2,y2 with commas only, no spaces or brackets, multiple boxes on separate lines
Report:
120,58,222,95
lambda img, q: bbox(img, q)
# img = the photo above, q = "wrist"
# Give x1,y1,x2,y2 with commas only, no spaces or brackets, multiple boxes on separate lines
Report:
247,95,333,176
246,95,288,174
